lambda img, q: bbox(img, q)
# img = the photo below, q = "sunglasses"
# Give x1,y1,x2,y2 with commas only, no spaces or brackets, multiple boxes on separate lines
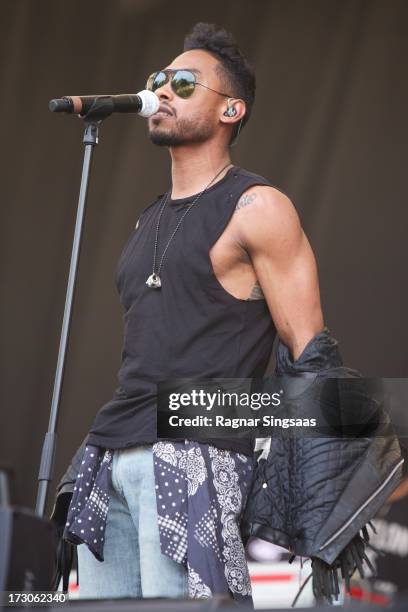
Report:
146,68,233,100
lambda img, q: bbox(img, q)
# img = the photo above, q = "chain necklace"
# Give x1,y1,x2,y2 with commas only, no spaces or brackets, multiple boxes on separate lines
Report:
146,162,233,289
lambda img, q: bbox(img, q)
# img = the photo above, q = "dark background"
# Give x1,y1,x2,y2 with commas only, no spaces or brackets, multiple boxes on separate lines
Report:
1,0,407,512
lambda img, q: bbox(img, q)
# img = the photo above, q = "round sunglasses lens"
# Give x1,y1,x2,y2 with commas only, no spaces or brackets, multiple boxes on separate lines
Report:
147,71,167,92
172,70,195,98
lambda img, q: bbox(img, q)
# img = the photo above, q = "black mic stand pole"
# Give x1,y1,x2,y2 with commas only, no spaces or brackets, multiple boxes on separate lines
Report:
36,98,115,517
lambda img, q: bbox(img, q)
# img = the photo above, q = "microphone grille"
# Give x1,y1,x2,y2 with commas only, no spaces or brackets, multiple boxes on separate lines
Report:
137,90,160,117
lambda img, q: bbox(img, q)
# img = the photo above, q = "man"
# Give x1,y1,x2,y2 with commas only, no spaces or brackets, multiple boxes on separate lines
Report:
60,22,324,604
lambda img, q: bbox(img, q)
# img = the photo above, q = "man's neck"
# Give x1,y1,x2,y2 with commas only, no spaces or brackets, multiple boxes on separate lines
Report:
169,142,232,199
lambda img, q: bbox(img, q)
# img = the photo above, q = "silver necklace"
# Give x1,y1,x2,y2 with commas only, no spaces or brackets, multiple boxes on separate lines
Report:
146,163,233,289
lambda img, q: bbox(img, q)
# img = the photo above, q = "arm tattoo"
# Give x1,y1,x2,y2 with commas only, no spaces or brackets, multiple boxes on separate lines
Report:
248,281,265,300
235,192,257,212
235,192,264,300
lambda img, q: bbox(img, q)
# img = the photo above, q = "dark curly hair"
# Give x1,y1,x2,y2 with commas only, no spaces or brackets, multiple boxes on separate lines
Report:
183,22,255,144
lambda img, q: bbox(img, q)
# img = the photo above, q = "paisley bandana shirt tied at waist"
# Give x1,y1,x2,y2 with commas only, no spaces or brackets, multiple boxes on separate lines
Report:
63,440,256,603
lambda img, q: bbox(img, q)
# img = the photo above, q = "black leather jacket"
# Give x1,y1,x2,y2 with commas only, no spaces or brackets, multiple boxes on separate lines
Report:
50,328,404,601
240,328,404,603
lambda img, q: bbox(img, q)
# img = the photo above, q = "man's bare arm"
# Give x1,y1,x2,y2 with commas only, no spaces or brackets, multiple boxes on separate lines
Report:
235,186,324,361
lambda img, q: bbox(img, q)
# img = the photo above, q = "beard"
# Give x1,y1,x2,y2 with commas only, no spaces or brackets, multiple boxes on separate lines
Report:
148,112,215,147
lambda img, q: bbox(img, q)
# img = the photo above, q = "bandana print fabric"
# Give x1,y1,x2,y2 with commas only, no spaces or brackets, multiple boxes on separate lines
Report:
64,445,112,561
64,441,255,602
153,440,255,603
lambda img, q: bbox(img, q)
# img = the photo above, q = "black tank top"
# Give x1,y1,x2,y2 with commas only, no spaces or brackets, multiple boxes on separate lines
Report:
87,166,278,455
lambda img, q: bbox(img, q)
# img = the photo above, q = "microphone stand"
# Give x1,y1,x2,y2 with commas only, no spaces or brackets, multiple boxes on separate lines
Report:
36,97,116,517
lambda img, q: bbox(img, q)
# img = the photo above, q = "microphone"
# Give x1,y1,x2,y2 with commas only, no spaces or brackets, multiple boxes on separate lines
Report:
48,89,159,117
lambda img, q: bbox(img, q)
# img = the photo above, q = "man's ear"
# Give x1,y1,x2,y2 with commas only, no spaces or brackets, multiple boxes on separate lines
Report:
220,98,246,124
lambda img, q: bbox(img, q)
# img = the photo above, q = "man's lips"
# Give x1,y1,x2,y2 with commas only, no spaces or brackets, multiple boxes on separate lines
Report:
153,105,173,118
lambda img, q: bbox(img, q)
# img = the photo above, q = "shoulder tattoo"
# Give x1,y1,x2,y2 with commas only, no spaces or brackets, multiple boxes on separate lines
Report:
235,192,257,212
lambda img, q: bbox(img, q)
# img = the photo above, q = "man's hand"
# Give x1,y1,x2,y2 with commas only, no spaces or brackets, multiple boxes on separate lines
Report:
235,185,324,361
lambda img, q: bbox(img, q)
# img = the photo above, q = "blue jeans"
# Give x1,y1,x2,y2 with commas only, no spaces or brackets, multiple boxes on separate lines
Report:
77,445,189,599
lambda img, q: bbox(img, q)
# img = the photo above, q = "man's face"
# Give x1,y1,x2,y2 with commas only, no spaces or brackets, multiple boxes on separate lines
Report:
147,49,230,147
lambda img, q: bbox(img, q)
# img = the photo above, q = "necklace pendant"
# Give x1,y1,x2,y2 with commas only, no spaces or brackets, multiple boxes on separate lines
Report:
146,273,162,289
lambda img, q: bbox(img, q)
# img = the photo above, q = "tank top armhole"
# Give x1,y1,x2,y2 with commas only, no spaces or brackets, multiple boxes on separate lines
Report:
207,177,281,305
